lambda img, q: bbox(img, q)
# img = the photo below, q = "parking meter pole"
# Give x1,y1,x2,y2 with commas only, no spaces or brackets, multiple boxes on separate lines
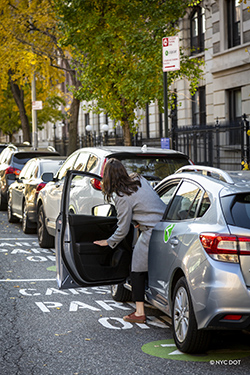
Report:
163,71,168,138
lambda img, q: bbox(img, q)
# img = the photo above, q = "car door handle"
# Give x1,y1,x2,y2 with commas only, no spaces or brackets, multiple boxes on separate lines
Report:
169,237,178,246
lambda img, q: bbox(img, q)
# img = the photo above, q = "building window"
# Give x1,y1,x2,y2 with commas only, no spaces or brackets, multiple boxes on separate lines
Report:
190,6,205,55
228,88,241,144
227,0,241,48
85,113,89,127
192,86,206,126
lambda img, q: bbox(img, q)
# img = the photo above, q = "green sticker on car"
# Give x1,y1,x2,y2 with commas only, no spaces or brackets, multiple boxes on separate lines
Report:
164,224,175,243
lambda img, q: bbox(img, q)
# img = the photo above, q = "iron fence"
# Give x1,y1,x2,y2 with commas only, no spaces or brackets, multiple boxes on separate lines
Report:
54,114,249,171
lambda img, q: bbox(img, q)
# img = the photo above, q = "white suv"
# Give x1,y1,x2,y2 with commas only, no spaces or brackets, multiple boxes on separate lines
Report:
37,146,192,248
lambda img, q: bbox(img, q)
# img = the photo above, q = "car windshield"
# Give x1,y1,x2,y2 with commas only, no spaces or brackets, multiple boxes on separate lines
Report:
118,156,189,181
12,153,58,170
221,193,250,229
40,160,65,175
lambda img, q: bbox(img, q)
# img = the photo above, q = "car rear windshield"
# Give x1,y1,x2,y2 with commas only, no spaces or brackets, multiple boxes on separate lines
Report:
116,155,190,181
12,152,59,170
221,193,250,229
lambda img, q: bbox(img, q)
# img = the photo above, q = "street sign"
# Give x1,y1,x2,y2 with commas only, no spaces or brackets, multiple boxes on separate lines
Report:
32,101,43,110
162,36,180,72
161,138,170,149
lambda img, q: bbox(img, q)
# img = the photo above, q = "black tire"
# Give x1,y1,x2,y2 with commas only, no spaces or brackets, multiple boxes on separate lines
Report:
0,190,7,211
7,195,19,223
37,204,54,248
111,284,132,302
22,201,36,234
172,277,211,353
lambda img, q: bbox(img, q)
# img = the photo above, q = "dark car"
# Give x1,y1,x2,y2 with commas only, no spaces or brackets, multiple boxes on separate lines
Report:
37,146,192,248
7,156,66,233
0,144,59,210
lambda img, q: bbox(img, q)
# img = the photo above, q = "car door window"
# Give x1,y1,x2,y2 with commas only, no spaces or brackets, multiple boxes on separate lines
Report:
19,161,35,179
197,191,211,217
74,152,90,171
57,153,78,180
85,154,99,173
159,183,179,206
165,181,201,220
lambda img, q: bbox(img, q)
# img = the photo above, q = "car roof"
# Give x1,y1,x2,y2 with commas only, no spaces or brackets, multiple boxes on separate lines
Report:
73,145,189,158
6,144,58,153
162,165,250,195
27,156,66,162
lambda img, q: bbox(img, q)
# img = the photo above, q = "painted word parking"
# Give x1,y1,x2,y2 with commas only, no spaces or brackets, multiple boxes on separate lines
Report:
1,237,168,331
0,238,55,262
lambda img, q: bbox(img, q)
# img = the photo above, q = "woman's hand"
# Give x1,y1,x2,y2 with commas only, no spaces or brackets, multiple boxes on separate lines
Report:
93,240,108,246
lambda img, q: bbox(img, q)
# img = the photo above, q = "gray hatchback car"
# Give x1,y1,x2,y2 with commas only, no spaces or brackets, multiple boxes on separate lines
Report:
55,165,250,353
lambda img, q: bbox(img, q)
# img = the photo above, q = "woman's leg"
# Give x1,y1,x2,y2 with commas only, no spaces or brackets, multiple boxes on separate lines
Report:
123,272,147,322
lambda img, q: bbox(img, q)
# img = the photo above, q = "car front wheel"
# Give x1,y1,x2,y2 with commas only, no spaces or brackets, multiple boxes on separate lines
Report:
37,204,54,248
7,195,19,223
172,276,211,353
22,201,36,234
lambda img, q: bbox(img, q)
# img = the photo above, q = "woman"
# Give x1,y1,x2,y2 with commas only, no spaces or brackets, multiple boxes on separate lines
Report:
94,158,166,323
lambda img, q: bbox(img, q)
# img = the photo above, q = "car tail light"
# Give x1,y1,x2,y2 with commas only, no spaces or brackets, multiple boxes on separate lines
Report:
90,158,107,191
222,314,242,321
200,233,250,263
90,178,102,190
35,182,46,194
5,166,21,175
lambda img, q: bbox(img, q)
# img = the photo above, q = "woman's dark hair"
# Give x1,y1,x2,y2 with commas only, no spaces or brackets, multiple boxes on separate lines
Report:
102,158,141,202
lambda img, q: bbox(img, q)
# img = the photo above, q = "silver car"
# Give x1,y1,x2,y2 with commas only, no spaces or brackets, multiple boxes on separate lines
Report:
55,165,250,353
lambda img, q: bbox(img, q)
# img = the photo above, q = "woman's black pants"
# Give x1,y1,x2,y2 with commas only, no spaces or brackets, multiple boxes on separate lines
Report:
130,271,148,302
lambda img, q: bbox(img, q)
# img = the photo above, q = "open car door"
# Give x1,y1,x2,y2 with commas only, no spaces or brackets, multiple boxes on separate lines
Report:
55,170,134,289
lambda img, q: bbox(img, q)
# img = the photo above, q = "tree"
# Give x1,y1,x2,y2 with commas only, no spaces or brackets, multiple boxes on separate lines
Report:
0,82,65,142
0,85,21,142
0,0,80,154
54,0,204,145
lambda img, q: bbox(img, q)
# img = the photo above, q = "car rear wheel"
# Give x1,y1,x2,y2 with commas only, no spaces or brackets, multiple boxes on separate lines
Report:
22,201,36,234
0,190,7,211
7,195,19,223
172,277,211,353
37,204,54,248
111,284,132,302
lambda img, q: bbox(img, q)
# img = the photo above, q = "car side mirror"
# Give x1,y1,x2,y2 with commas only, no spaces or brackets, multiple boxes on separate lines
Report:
41,172,54,183
92,204,116,217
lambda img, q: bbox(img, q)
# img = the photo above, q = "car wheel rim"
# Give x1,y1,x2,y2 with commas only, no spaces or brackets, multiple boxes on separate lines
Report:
23,205,27,230
7,199,12,219
173,286,189,343
111,285,118,296
38,209,43,240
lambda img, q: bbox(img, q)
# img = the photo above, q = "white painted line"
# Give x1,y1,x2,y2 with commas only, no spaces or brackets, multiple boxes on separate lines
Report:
1,278,56,282
0,238,36,240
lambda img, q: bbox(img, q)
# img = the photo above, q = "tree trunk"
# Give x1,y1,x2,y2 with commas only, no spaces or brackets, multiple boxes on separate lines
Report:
123,119,132,146
9,78,31,144
67,96,80,155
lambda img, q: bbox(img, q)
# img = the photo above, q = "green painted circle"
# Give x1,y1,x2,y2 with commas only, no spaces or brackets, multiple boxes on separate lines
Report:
141,339,250,362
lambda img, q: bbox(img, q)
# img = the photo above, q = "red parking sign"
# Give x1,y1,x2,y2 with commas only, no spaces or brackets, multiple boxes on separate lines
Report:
162,36,180,72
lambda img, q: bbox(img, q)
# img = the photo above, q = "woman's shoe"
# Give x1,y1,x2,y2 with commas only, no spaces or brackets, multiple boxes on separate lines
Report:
123,311,146,323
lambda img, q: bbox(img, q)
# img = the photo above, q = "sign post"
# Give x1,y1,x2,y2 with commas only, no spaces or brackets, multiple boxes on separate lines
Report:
162,36,180,143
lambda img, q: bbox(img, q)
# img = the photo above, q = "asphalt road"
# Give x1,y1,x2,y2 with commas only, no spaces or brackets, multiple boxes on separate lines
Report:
0,211,250,375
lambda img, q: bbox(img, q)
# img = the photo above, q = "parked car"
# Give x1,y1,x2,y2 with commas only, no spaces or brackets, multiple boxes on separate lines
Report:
37,145,191,248
7,156,66,233
0,143,9,154
0,144,59,210
55,165,250,354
